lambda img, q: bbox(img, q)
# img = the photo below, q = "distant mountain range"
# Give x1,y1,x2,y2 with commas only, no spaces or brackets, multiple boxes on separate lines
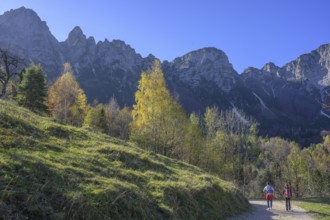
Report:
1,7,330,145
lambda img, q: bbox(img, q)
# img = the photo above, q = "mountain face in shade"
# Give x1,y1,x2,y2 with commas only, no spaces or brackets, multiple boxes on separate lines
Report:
242,44,330,118
162,48,246,113
241,44,330,144
0,7,63,78
1,7,330,145
60,26,146,105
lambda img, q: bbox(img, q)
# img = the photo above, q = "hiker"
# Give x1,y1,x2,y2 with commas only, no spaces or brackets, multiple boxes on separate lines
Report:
282,183,292,211
263,182,274,210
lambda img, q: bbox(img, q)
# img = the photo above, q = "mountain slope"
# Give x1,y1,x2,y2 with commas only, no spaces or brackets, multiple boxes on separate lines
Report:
1,7,330,145
0,100,249,219
0,7,63,78
241,45,330,145
61,26,147,105
162,47,251,113
280,44,330,89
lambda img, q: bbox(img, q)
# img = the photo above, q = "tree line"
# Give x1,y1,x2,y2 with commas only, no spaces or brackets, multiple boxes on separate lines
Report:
1,50,329,197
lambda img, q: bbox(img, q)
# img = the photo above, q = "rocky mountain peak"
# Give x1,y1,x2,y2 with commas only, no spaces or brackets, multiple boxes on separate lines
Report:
67,26,85,39
71,26,84,35
95,39,143,71
97,39,141,57
316,43,330,56
0,7,63,78
242,67,261,75
168,47,238,92
176,47,229,65
3,7,41,21
4,7,32,18
61,26,95,73
241,67,265,82
241,62,281,83
281,44,330,88
87,36,96,45
65,26,87,47
0,7,49,34
316,44,330,86
111,39,130,48
262,62,279,73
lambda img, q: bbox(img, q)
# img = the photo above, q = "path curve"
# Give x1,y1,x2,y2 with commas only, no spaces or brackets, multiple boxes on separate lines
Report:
229,199,314,220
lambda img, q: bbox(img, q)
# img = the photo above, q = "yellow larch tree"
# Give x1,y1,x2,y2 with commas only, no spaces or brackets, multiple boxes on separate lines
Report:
130,60,188,156
47,63,88,126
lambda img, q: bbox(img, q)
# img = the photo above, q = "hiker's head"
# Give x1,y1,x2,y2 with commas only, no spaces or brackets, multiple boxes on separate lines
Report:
286,183,289,187
267,182,270,185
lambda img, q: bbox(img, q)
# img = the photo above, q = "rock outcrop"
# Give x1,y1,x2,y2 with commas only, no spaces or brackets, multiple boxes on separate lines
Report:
61,26,145,105
280,44,330,88
0,7,63,78
166,47,239,92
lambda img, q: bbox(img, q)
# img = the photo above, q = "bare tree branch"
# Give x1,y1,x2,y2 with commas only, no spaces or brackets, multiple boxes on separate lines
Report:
0,48,26,98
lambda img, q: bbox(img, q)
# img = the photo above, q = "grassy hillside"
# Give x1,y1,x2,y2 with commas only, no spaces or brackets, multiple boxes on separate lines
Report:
0,100,249,219
296,198,330,220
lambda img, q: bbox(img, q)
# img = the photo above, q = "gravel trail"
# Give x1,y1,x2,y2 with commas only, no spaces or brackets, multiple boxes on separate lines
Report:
229,199,314,220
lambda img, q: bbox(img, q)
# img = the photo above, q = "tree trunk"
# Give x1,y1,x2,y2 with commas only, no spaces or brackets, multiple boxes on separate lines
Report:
0,80,8,99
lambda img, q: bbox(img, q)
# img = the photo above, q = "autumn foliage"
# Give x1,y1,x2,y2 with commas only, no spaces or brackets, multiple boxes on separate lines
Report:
47,63,88,126
130,60,188,156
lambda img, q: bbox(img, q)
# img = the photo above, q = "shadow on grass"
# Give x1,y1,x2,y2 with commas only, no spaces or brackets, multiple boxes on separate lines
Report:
0,153,171,220
162,182,251,219
98,147,174,174
46,125,89,140
0,113,44,139
307,210,330,218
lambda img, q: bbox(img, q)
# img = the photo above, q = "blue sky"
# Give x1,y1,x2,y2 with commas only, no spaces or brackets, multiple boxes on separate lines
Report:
1,0,330,73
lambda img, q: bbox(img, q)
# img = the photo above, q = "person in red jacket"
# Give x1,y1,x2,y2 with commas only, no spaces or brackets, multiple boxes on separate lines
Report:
282,184,292,211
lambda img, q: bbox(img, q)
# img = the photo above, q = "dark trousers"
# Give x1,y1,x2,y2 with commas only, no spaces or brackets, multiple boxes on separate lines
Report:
267,199,272,208
285,198,291,210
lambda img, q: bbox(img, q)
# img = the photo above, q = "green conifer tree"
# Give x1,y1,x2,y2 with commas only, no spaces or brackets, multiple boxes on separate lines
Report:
16,64,48,113
83,104,107,133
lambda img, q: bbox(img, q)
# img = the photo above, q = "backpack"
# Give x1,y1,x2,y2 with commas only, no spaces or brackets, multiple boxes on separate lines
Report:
284,187,292,198
267,187,274,195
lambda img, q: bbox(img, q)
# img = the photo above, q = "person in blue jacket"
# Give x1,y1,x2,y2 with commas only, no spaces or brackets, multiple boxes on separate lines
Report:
263,182,275,210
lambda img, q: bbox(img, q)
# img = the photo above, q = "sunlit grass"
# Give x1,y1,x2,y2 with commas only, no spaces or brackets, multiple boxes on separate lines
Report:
296,197,330,220
0,99,250,219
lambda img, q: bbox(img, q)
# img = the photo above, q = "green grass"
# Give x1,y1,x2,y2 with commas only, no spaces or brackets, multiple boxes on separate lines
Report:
296,197,330,220
0,100,250,219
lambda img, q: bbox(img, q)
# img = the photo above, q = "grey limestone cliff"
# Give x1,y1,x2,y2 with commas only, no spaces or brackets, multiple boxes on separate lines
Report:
280,44,330,88
0,7,63,78
166,47,239,93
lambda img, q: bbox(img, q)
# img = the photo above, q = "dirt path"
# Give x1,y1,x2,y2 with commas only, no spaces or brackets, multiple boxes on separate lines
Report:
229,199,314,220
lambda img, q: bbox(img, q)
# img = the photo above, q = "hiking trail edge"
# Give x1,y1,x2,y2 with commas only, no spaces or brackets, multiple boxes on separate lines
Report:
229,199,314,220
